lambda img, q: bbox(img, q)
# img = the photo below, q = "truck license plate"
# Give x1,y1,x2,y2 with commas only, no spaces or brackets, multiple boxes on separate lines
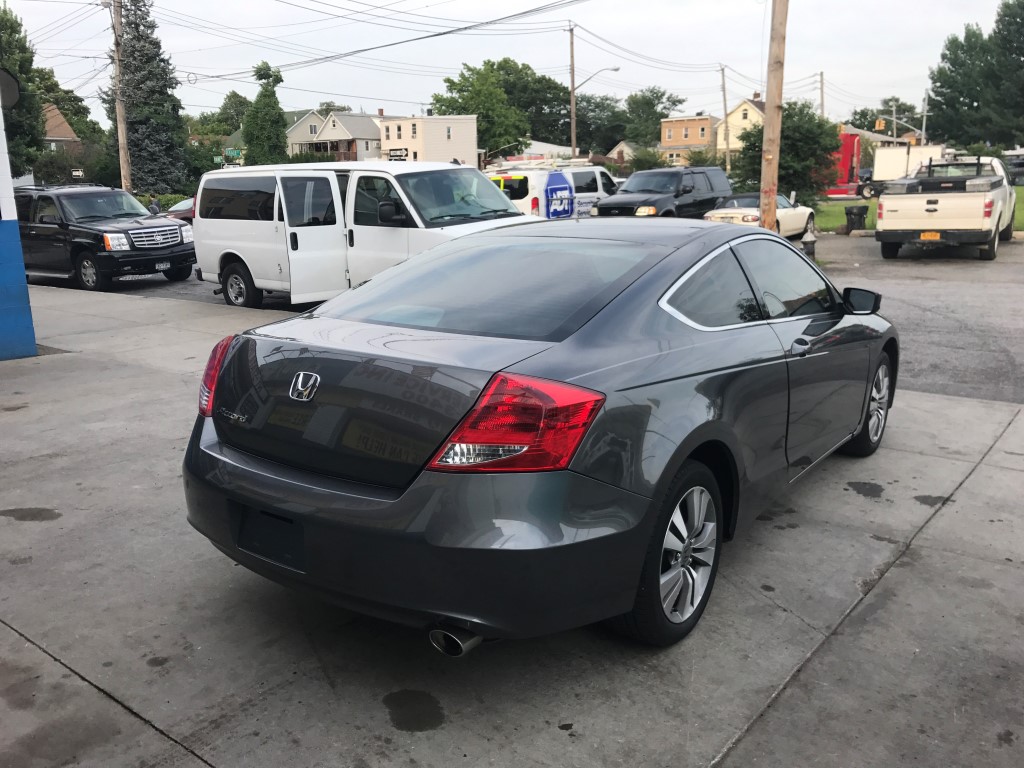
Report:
155,261,171,270
920,232,940,241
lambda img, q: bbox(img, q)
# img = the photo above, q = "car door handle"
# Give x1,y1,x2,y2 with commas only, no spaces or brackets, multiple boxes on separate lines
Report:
348,229,354,247
790,338,811,357
290,232,298,250
28,230,37,236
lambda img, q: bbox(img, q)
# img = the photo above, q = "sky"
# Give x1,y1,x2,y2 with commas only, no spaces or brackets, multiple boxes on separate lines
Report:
17,0,1007,134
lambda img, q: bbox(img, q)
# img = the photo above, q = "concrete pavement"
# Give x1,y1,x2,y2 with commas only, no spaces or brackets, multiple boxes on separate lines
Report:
1,286,1021,768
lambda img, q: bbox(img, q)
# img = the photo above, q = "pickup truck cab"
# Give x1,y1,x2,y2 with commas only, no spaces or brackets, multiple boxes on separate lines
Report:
875,156,1016,260
14,184,196,290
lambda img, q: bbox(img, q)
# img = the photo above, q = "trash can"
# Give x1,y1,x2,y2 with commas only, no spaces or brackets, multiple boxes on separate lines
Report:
844,205,869,233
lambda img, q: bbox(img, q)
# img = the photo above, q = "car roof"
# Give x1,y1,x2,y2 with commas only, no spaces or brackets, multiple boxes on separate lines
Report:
462,217,749,247
202,161,471,177
14,185,123,195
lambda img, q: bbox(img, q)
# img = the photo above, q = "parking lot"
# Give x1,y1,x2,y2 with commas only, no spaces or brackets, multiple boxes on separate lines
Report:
3,235,1023,767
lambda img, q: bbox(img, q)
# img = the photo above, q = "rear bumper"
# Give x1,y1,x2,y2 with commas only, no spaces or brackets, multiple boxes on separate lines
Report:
95,245,196,276
182,417,653,639
875,229,992,247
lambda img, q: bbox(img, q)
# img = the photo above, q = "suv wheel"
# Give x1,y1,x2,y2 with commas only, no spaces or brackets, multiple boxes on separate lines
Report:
221,262,263,308
75,252,111,291
163,265,193,282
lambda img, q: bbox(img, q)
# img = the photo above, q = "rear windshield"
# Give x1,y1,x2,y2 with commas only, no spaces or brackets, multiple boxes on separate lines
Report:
915,163,997,178
491,175,530,200
716,196,759,209
316,235,670,341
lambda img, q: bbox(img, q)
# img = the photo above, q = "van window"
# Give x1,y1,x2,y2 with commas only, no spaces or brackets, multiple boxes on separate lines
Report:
491,175,529,201
354,175,404,226
571,171,598,194
199,176,276,220
280,177,336,227
599,172,617,194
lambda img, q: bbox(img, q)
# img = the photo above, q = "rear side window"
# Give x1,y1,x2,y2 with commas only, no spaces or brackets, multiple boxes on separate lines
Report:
691,173,711,192
317,236,669,341
663,251,762,328
491,175,529,201
199,176,276,221
733,239,836,319
708,169,732,192
280,176,336,227
14,195,32,222
571,171,598,194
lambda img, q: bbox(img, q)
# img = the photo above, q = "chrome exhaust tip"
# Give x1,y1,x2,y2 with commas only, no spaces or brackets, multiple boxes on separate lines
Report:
428,626,482,657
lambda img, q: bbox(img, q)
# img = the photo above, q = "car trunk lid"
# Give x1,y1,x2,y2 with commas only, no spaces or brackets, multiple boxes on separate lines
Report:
211,317,552,488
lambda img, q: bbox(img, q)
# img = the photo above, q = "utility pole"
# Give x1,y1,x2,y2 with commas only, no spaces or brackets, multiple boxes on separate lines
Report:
720,65,731,173
758,0,789,234
892,101,897,140
921,91,929,145
569,23,577,158
819,71,825,118
109,0,132,192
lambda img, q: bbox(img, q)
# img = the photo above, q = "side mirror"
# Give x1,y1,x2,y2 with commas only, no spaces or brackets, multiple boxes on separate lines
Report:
843,287,882,314
789,191,796,205
38,214,60,225
378,200,406,225
677,185,694,196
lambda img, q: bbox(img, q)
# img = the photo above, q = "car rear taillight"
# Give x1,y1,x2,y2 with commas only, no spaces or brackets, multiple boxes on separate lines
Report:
983,199,994,219
530,197,540,216
877,201,884,220
428,373,605,472
198,335,235,417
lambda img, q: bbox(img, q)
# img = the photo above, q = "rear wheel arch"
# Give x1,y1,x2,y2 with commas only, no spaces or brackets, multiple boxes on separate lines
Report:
654,431,741,541
882,338,899,404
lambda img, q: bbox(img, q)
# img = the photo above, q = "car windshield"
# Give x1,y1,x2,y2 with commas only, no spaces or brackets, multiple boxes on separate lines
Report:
60,190,150,222
168,198,193,212
397,168,521,227
716,196,760,209
619,171,682,194
316,235,670,341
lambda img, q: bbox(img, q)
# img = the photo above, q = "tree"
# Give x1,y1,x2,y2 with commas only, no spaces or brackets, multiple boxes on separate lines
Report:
317,100,351,115
988,0,1024,145
102,0,187,192
219,91,252,130
928,24,998,145
32,148,75,184
30,67,104,142
574,93,628,154
624,87,684,147
432,63,529,156
1,6,44,177
183,136,224,191
682,148,725,169
242,61,288,165
628,147,670,172
491,58,570,145
732,101,842,205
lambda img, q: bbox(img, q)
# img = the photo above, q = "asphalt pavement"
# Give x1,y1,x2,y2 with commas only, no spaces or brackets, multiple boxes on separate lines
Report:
3,237,1023,768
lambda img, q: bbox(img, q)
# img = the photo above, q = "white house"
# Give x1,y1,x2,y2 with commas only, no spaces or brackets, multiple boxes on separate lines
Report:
715,94,766,160
379,114,478,166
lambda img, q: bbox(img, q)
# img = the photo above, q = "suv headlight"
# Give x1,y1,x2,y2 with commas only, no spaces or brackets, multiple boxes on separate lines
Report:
635,206,658,216
103,233,131,251
181,224,194,244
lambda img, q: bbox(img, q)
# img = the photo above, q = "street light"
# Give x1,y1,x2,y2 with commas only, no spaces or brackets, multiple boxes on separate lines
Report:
570,65,619,158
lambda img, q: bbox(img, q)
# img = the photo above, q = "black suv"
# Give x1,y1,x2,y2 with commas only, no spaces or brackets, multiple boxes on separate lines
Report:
14,185,196,291
594,166,732,219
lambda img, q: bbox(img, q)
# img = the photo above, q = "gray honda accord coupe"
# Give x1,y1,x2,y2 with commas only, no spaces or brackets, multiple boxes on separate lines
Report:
183,219,898,655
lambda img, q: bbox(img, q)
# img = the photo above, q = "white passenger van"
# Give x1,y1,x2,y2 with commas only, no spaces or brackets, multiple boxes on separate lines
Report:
193,161,526,307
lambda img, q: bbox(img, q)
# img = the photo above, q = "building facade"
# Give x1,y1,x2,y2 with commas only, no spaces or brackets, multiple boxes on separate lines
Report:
379,115,478,166
715,94,766,160
659,113,719,165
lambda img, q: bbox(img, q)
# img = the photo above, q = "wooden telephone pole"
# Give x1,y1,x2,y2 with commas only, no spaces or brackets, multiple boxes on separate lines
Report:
109,0,132,192
569,23,577,158
720,65,731,173
758,0,789,233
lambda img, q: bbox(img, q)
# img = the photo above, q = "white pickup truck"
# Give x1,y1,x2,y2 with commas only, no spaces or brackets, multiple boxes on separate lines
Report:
875,156,1017,261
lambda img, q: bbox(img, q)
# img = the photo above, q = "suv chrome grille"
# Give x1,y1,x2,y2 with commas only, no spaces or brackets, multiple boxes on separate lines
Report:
599,207,635,217
129,226,181,248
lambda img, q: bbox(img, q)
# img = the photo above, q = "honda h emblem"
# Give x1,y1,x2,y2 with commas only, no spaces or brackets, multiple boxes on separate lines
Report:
289,372,321,402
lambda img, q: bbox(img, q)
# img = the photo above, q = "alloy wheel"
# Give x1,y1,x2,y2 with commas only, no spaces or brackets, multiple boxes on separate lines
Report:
226,274,246,305
868,364,890,443
660,486,718,623
80,258,98,288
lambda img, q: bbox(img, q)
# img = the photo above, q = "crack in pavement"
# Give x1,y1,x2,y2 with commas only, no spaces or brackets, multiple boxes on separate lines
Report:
0,616,218,768
708,407,1021,767
719,573,827,638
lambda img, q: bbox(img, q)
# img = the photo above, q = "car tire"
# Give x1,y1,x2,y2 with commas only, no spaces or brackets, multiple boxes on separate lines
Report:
998,217,1013,242
221,262,263,308
881,242,900,260
75,252,111,291
614,460,723,647
660,211,676,217
803,213,815,235
840,352,892,458
979,230,998,260
861,184,874,199
163,265,193,282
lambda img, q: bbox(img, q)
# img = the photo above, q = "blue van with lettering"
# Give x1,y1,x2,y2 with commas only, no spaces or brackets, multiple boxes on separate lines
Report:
490,169,577,219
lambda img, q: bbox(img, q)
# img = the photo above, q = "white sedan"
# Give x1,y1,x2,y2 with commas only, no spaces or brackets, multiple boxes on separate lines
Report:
704,193,814,238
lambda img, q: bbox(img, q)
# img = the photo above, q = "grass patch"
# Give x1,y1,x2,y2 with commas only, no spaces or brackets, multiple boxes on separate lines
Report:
816,190,1023,232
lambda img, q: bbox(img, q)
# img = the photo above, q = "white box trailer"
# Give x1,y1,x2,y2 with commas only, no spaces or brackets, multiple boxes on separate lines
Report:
873,145,947,183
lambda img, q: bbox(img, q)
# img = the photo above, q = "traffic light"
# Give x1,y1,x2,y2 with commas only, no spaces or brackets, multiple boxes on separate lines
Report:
874,118,887,131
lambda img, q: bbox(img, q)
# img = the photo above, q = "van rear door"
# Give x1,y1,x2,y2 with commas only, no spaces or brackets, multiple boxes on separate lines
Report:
277,170,349,303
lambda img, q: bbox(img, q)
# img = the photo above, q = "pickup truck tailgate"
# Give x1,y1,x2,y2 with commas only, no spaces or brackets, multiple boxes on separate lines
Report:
880,191,989,232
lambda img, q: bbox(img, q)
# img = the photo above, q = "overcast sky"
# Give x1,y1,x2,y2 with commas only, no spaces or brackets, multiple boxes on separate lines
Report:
19,0,1005,132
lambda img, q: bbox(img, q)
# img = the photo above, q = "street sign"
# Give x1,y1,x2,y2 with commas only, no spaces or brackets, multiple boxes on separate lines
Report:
213,155,224,163
71,169,84,179
225,148,241,158
388,148,409,160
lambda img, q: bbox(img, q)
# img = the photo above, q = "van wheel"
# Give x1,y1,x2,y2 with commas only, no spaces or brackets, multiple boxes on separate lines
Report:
221,263,263,308
979,231,998,261
75,252,111,291
163,266,193,282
